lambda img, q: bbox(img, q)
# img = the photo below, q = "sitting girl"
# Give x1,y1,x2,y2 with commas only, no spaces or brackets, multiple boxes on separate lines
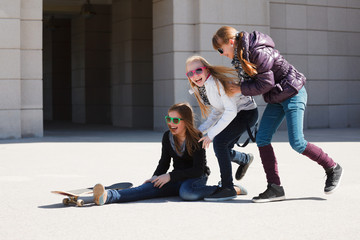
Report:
93,103,247,205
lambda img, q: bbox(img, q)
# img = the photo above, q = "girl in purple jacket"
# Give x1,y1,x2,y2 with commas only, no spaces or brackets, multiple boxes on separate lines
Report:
212,26,343,203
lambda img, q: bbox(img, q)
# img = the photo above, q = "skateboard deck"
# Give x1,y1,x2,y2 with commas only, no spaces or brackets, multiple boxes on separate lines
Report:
52,182,133,206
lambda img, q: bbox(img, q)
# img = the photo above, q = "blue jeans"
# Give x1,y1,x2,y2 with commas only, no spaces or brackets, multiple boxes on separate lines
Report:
256,87,308,153
179,175,217,201
212,108,258,188
105,175,217,203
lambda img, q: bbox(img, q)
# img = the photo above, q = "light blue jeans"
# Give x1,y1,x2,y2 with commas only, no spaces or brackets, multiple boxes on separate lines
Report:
256,87,308,153
105,175,217,203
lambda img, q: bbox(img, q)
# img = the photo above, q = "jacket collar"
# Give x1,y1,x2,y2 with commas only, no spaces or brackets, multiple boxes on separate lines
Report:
188,74,213,94
203,73,212,86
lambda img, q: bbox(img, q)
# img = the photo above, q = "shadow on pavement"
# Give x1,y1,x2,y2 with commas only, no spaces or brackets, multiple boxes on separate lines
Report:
39,196,325,209
39,202,97,209
38,203,72,209
285,197,326,201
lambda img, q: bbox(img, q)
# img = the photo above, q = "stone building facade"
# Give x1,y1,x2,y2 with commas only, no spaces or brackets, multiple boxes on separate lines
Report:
0,0,359,139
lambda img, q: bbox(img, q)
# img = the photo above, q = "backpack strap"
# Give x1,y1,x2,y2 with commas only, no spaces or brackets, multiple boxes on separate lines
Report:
236,121,258,148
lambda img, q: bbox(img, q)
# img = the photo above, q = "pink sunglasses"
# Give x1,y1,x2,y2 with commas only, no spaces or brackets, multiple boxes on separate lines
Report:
186,67,207,78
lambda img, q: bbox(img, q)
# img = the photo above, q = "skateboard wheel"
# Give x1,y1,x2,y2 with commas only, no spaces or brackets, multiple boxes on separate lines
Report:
76,199,84,207
63,198,70,205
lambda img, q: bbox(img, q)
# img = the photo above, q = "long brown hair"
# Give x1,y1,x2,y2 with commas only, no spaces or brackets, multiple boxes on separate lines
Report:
212,26,258,77
186,55,238,118
168,103,202,156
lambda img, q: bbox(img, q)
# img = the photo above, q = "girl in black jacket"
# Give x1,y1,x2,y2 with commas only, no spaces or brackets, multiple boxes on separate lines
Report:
93,103,246,205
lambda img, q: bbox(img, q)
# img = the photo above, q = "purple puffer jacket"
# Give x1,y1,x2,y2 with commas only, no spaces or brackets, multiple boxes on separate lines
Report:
239,31,306,103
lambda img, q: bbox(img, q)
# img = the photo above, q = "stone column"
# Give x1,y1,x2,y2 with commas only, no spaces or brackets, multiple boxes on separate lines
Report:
0,0,43,139
43,18,72,122
112,0,153,128
0,0,21,138
153,0,197,131
43,18,53,121
71,5,111,124
71,15,86,123
20,0,43,137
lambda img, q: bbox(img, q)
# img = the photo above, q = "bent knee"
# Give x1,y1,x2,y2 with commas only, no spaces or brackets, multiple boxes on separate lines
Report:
256,135,271,147
179,188,201,201
212,137,228,148
289,140,307,153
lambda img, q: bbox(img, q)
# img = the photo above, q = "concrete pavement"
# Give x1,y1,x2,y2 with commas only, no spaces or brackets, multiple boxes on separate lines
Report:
0,123,359,240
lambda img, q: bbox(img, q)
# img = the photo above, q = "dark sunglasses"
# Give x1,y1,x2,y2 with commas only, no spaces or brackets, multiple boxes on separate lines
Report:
186,66,207,78
165,116,183,124
217,48,224,54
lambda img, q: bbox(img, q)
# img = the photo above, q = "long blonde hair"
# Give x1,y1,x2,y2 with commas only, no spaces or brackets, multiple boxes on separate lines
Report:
186,55,238,118
212,26,258,77
168,103,202,156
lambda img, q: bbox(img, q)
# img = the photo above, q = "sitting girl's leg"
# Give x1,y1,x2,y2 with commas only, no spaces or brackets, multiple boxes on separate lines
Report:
179,176,248,201
179,175,217,201
94,181,182,205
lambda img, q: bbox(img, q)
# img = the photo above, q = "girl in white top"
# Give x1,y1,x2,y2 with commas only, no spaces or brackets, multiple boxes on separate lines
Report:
186,55,258,201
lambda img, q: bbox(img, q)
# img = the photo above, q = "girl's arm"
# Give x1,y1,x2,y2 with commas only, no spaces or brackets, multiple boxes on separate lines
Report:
240,47,276,96
203,84,237,141
198,107,223,134
152,132,172,177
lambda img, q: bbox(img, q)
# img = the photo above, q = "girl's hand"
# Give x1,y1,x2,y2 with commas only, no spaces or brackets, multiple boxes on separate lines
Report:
199,136,212,149
151,174,171,188
144,175,157,184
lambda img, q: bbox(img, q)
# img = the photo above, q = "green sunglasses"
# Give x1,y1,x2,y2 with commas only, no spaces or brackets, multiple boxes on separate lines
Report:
165,116,183,124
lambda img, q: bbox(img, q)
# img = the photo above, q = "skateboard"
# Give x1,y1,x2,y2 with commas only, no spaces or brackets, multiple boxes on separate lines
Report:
51,182,133,207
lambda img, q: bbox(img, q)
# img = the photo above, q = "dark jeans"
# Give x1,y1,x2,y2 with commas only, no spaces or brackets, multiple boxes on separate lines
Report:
212,108,258,188
105,175,217,203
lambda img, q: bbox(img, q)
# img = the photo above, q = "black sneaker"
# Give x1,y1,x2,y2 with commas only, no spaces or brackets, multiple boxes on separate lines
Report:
252,184,285,203
204,187,237,202
235,153,254,180
324,163,343,194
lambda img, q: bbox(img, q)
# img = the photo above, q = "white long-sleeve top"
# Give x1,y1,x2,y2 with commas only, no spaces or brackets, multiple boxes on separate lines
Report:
190,75,257,140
